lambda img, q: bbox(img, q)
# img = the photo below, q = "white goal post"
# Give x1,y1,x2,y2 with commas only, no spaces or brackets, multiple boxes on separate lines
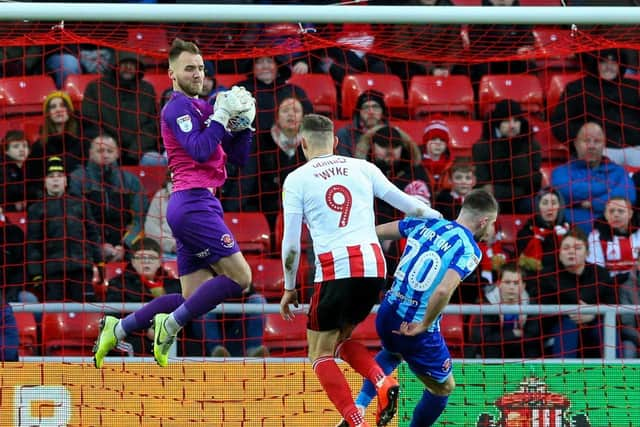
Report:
0,3,640,24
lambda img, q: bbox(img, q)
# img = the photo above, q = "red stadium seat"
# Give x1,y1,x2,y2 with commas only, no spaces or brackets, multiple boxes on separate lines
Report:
104,261,127,282
539,163,556,188
529,117,569,163
216,73,247,89
532,27,579,69
0,75,58,116
287,73,338,117
63,74,100,109
497,214,530,250
143,73,171,105
478,74,544,119
163,259,178,278
341,73,405,119
41,311,103,356
440,314,464,357
226,212,271,254
351,313,381,352
246,256,284,301
120,165,168,200
3,212,26,234
545,72,584,116
263,313,308,357
13,311,38,356
408,75,474,118
127,28,169,69
447,119,483,159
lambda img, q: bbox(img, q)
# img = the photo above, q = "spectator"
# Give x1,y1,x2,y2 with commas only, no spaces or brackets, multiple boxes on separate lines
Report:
470,262,542,359
537,228,616,358
105,237,181,356
27,91,84,197
551,122,635,233
81,50,161,166
355,124,432,271
434,159,475,221
0,207,25,303
191,290,269,358
26,157,102,302
586,197,640,357
68,133,148,261
0,130,35,212
222,56,311,213
473,99,542,214
0,294,19,361
259,93,307,233
0,45,43,78
336,90,389,157
144,170,176,259
550,48,640,166
420,118,452,192
44,45,82,90
517,187,570,275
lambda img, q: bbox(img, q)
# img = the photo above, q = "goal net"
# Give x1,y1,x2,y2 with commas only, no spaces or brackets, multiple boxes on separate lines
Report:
1,3,639,426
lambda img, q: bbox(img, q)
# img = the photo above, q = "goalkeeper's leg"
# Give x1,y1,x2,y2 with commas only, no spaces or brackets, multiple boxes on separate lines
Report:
93,294,185,368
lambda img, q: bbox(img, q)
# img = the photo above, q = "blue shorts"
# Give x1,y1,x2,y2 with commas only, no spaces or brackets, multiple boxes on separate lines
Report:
166,188,240,276
376,301,452,383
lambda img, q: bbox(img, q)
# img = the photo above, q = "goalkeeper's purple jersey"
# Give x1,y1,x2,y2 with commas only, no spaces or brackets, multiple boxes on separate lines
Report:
161,91,231,192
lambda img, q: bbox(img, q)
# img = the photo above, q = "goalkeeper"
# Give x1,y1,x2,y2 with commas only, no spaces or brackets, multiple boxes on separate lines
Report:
93,38,257,368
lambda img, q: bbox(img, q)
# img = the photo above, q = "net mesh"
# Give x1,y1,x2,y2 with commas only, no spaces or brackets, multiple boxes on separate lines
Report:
1,9,640,427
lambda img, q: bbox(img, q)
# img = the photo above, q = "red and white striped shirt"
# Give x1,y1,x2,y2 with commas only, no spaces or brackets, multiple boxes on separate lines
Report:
282,154,396,283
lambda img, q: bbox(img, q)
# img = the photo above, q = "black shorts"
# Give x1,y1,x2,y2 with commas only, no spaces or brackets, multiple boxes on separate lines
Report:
307,277,385,332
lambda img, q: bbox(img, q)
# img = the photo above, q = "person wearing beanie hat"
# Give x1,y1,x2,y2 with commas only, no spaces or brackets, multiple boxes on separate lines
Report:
337,90,389,157
81,49,160,166
516,187,569,275
472,98,542,214
551,47,640,165
26,155,103,303
26,90,84,200
421,118,452,192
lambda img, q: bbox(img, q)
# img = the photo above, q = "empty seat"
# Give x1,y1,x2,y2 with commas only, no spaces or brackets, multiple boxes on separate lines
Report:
63,74,100,108
163,259,178,278
143,73,171,106
127,28,169,68
120,165,168,200
531,27,579,69
478,74,544,119
41,311,103,356
440,313,464,357
447,120,483,159
216,73,247,89
263,313,308,357
529,117,569,163
497,214,530,250
341,73,405,119
226,212,271,254
287,73,338,117
13,311,38,356
3,212,26,234
539,163,556,188
104,261,127,282
246,256,284,301
545,72,584,115
408,75,474,118
0,75,58,116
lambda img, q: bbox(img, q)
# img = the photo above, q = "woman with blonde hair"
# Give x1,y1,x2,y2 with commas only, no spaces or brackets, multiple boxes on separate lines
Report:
27,90,84,195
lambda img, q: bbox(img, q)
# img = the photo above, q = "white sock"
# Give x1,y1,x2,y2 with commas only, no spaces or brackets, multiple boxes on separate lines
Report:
163,314,181,336
114,321,127,340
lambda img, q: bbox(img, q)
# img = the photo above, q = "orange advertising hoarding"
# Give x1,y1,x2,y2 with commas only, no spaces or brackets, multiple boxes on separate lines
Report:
0,361,389,427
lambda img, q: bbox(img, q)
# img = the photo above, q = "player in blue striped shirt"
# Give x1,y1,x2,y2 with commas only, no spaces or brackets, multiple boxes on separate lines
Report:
339,189,498,427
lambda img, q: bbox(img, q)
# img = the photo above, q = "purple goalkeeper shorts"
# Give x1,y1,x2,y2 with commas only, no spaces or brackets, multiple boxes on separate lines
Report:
166,188,240,276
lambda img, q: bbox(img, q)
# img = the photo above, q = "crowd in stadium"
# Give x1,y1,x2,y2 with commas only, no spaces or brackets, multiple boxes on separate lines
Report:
2,0,640,363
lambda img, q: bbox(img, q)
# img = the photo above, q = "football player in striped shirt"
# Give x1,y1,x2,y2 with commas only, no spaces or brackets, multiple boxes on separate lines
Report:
347,189,498,427
280,114,442,427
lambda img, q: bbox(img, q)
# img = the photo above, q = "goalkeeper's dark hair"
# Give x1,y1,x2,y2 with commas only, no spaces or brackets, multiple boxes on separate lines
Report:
461,189,499,217
169,38,201,63
301,114,333,134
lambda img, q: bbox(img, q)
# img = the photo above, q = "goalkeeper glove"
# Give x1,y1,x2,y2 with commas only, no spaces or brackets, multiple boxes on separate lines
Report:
212,89,246,129
227,86,256,132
